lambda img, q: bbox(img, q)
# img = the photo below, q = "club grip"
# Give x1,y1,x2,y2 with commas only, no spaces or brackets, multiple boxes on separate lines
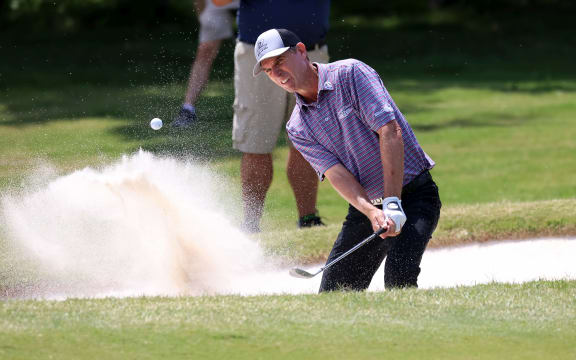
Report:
375,226,387,236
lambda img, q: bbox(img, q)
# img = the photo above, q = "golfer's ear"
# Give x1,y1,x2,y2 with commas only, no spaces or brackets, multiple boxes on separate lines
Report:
296,42,307,55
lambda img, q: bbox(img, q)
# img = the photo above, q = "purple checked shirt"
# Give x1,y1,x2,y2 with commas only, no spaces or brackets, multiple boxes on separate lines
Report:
286,59,435,201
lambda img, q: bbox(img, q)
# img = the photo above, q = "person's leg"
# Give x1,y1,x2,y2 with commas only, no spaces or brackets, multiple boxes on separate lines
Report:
233,42,287,231
187,4,236,105
287,147,318,218
241,153,273,232
384,177,441,288
184,40,222,106
173,6,235,128
319,205,390,292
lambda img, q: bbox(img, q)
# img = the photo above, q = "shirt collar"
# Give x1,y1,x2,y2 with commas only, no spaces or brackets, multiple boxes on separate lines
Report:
295,62,335,108
316,63,335,91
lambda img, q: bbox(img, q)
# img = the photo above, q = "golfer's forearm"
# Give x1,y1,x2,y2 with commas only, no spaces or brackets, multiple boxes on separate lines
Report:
378,120,404,198
325,164,377,216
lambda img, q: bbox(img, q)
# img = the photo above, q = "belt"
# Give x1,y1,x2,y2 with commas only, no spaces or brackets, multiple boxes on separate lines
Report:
370,170,433,206
305,40,326,51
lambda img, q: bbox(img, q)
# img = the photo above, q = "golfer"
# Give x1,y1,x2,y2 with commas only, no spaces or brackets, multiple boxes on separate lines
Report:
254,29,442,291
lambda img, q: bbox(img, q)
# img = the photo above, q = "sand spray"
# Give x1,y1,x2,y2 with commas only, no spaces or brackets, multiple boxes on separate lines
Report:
1,150,272,298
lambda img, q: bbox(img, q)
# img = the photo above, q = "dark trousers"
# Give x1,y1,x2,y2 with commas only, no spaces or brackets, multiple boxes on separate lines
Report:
319,171,442,292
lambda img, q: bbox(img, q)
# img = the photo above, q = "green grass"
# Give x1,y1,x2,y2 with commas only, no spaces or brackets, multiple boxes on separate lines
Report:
1,280,575,359
1,10,576,359
1,14,575,270
2,19,575,229
259,198,576,262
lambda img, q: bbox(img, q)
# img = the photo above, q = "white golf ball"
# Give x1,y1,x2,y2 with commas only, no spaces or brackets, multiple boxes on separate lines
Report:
150,118,163,130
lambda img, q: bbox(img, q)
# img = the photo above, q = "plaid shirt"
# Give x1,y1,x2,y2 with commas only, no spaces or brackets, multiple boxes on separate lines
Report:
286,59,434,201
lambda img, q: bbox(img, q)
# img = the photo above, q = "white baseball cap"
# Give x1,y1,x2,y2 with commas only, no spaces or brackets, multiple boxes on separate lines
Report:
253,28,301,76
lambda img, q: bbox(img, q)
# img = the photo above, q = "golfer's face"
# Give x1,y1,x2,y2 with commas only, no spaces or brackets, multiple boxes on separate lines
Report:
261,50,304,93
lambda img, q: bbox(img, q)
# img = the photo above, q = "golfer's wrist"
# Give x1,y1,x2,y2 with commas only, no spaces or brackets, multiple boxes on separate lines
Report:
365,207,384,226
357,200,380,219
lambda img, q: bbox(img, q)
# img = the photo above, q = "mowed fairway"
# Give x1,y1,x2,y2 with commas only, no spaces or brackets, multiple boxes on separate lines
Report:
1,281,575,359
1,7,576,360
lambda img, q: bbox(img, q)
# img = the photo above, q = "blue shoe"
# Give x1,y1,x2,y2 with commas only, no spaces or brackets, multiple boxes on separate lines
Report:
171,107,197,129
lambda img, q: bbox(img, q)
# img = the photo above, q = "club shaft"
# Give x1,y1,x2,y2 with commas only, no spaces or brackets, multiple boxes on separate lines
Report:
320,227,386,273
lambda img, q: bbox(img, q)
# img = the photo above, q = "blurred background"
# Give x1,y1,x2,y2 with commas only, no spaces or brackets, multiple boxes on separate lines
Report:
1,0,575,230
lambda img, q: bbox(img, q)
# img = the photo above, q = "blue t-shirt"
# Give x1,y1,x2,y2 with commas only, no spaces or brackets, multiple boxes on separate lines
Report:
237,0,330,46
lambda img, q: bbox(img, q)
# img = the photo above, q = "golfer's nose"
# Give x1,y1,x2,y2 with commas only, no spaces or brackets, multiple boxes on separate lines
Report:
272,66,283,78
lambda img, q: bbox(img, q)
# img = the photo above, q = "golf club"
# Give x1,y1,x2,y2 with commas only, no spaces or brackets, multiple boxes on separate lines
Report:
289,226,388,279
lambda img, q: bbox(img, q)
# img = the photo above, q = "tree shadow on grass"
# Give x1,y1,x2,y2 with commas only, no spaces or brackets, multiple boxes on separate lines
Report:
0,82,239,160
387,78,576,95
116,118,238,161
410,112,537,132
0,27,235,126
1,86,137,126
2,15,575,161
328,18,576,95
111,84,237,160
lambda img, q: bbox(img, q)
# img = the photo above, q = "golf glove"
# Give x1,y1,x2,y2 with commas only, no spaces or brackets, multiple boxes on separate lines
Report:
382,196,406,233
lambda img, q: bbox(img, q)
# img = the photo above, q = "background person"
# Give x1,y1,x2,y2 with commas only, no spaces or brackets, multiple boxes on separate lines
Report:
254,29,442,291
171,0,239,128
214,0,331,233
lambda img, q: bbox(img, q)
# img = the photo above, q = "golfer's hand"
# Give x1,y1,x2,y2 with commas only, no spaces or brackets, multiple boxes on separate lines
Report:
369,208,393,239
382,196,406,235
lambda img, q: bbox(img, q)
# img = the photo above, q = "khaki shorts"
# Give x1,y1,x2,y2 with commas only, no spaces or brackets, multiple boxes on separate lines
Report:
198,2,237,43
232,41,329,154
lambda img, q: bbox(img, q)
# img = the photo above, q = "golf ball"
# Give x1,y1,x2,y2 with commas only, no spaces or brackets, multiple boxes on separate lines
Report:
150,118,163,130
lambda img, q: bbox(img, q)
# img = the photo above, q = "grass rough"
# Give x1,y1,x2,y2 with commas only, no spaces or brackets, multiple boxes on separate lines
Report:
0,280,574,360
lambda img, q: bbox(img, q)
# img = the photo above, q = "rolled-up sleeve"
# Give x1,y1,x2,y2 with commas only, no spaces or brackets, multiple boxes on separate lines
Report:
350,62,396,132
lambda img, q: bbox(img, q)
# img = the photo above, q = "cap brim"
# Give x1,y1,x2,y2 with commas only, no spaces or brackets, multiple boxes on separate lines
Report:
252,47,290,76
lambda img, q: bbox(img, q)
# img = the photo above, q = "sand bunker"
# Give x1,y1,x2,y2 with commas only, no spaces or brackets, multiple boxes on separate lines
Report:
1,151,574,299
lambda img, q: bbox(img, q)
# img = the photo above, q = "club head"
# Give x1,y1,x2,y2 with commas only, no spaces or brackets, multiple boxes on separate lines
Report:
289,267,316,279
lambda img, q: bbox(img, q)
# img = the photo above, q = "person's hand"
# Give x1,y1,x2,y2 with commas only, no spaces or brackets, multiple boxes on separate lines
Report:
368,207,393,239
171,106,198,129
382,196,406,235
